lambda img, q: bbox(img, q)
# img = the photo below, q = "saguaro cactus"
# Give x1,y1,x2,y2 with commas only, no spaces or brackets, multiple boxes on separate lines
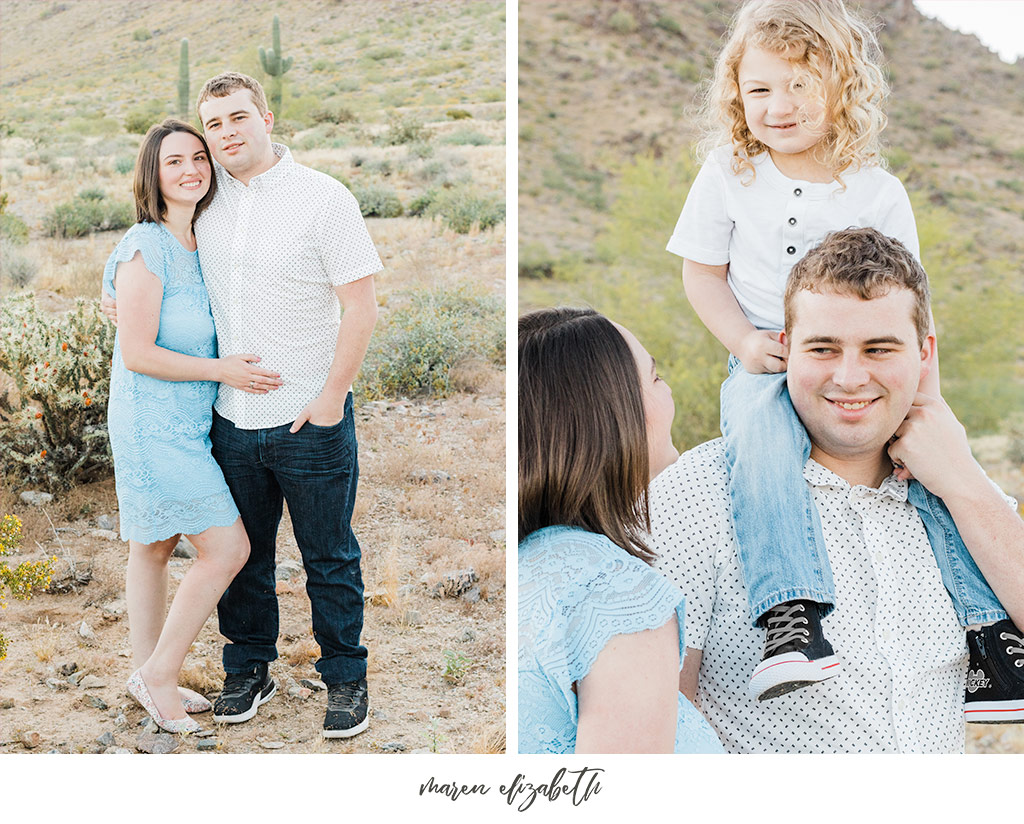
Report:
258,15,293,112
178,39,190,120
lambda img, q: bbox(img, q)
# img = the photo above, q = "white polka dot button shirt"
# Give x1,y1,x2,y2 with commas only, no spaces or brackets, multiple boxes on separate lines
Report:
196,144,383,430
650,439,975,753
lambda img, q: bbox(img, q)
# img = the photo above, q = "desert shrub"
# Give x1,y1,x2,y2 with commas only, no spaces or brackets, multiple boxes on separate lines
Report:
440,129,491,146
427,187,504,234
674,60,701,83
43,192,133,238
124,101,168,135
360,284,503,399
114,155,135,175
1004,414,1024,466
406,140,435,160
1,212,29,244
363,158,396,177
407,189,437,217
352,184,403,218
0,240,37,288
445,109,472,120
931,125,955,150
380,112,431,146
655,15,682,35
0,295,115,491
366,45,403,61
884,146,912,173
0,515,56,661
518,243,556,279
132,27,152,41
309,104,356,125
608,9,638,34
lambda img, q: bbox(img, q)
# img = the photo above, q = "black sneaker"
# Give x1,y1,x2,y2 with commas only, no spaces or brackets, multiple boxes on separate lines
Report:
964,619,1024,724
212,662,276,724
749,600,841,701
322,678,369,739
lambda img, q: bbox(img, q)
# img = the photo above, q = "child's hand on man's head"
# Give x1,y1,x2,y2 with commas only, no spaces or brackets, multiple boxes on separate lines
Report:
738,328,788,374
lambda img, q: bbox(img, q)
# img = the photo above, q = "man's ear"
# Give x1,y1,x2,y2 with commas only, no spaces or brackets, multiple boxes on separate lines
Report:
919,333,937,376
264,110,274,133
779,330,788,347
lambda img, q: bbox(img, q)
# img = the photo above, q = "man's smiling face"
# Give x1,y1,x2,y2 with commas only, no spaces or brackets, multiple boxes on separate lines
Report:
199,88,273,179
785,287,933,476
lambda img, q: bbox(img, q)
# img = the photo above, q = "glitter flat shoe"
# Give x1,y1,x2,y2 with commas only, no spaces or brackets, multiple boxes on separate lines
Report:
127,669,202,734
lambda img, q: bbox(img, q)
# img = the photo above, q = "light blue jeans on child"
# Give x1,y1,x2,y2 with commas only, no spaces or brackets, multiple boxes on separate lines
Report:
721,356,1008,628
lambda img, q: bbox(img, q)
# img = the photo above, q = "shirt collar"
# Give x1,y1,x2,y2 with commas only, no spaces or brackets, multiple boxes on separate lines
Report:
215,142,294,190
802,458,908,503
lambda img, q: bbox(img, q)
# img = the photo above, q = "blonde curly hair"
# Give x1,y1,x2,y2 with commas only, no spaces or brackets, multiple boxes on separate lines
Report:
699,0,888,185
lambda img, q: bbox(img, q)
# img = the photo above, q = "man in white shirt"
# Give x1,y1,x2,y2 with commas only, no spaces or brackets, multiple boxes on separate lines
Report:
650,227,1024,752
179,74,382,738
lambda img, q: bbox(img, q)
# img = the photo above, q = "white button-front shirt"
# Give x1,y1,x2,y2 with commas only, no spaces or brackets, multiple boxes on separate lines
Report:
650,439,975,754
196,143,383,430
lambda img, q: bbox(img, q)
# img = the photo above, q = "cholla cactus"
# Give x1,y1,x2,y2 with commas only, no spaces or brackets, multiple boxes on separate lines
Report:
258,15,293,112
0,295,115,491
0,514,55,660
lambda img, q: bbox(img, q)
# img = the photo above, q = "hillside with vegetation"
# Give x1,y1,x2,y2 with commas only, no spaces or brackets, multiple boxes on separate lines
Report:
519,0,1023,756
519,0,1024,441
0,0,506,755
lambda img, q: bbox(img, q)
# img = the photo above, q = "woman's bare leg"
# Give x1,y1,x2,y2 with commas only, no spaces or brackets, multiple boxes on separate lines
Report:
138,519,250,719
126,536,180,670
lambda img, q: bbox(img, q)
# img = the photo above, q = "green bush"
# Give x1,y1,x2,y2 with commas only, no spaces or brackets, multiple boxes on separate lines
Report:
0,295,115,491
1,212,29,244
406,140,435,160
380,112,431,146
427,187,504,233
132,27,152,41
608,9,638,34
43,192,133,238
445,109,472,120
124,101,169,135
366,45,403,61
655,15,682,35
352,184,404,218
518,243,557,279
360,284,503,399
930,125,956,149
309,104,356,125
440,130,491,146
0,240,37,288
114,155,135,175
407,189,437,217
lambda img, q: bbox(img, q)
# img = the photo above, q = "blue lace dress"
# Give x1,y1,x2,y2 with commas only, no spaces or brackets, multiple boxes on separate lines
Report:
102,221,239,543
519,525,724,754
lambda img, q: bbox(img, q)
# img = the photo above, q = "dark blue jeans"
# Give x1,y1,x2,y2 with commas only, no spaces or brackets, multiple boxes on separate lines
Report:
210,393,366,684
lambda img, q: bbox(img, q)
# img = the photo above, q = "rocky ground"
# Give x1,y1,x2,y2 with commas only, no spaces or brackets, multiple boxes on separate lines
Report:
0,388,506,755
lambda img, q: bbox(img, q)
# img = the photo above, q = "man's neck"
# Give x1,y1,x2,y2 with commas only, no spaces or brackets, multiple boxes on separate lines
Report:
808,445,892,489
230,145,280,186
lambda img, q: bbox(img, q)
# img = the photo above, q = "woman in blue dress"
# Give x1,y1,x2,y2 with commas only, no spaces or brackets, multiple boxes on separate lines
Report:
103,120,282,732
518,307,724,753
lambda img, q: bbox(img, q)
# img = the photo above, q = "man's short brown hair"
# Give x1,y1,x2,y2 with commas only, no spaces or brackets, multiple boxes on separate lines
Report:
196,72,269,122
784,227,931,346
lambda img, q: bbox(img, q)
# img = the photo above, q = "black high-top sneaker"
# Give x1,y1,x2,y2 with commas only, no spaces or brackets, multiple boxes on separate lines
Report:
964,619,1024,724
749,600,842,701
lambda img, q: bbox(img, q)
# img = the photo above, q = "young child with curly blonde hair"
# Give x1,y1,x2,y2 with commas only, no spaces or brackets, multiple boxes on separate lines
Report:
667,0,1022,720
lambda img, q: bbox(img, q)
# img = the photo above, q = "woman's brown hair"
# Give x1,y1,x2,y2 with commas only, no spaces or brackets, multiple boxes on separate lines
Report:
132,119,217,224
518,307,655,563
